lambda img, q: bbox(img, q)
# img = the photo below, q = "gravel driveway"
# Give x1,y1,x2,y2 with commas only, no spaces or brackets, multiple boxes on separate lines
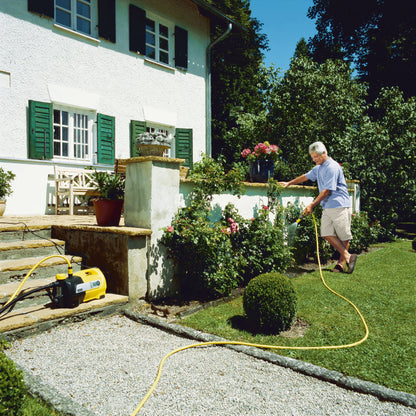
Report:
5,314,415,416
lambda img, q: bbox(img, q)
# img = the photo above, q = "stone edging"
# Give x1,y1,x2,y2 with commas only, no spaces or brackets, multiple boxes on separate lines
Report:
123,307,416,410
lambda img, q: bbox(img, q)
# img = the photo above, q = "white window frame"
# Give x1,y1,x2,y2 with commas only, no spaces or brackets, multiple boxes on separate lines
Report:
53,105,95,163
145,13,173,66
54,0,96,37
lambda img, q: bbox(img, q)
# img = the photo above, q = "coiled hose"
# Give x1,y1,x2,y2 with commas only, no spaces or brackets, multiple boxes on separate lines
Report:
129,214,369,415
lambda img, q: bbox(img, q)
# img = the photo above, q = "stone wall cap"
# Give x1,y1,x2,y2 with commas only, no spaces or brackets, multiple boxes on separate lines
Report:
126,156,186,164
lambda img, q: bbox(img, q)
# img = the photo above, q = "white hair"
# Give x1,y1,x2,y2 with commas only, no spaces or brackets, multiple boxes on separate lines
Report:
309,141,327,155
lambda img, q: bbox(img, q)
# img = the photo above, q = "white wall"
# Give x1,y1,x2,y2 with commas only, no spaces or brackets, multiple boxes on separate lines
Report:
0,0,210,214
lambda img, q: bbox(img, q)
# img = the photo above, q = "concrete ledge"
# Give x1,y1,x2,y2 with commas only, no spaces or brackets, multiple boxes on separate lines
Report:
0,294,128,333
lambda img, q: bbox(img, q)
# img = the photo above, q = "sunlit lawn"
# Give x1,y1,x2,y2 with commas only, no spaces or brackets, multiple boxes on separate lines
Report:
180,240,416,395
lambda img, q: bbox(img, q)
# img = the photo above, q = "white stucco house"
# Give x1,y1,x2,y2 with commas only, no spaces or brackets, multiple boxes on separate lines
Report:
0,0,239,215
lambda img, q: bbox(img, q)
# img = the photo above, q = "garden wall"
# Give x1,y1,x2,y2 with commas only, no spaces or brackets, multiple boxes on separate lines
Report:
124,157,360,300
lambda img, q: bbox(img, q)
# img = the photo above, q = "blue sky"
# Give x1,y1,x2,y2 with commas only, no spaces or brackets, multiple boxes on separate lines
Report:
250,0,316,72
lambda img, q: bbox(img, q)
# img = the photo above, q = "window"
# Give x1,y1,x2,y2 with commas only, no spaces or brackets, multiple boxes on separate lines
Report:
53,107,93,161
145,17,170,65
55,0,93,36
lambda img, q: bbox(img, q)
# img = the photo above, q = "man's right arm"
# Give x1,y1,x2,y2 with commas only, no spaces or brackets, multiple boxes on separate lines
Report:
279,174,308,188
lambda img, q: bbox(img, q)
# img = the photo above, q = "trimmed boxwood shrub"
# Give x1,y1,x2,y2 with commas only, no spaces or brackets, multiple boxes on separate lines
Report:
243,272,297,333
0,350,25,415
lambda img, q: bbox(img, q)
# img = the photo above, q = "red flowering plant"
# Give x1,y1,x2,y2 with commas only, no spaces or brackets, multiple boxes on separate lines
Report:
241,141,281,163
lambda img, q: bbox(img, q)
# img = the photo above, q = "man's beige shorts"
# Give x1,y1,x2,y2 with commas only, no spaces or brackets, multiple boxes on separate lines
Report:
321,207,352,241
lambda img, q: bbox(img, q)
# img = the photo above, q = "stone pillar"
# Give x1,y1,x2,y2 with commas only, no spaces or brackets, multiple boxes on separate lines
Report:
124,156,184,299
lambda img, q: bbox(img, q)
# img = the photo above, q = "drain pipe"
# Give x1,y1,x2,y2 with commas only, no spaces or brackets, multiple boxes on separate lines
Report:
205,22,233,156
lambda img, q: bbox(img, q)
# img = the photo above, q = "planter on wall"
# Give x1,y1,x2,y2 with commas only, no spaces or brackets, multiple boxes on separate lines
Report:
249,160,275,183
136,132,172,157
93,199,123,226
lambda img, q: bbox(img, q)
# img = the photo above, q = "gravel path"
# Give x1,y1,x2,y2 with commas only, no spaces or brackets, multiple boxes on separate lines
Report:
5,314,415,416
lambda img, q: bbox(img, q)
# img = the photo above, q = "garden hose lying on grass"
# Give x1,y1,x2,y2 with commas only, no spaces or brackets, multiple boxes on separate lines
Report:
0,255,106,318
129,213,369,416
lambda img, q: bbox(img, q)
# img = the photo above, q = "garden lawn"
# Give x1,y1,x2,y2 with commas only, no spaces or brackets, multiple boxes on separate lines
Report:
180,240,416,395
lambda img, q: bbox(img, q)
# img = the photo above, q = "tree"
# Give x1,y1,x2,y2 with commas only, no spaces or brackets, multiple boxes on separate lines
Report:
267,56,367,179
205,0,269,162
350,88,416,235
308,0,416,100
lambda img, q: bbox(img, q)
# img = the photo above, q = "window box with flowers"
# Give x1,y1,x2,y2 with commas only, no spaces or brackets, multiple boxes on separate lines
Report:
241,142,281,183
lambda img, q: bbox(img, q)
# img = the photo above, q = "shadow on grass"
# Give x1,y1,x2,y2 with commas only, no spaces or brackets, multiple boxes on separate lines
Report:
227,315,264,335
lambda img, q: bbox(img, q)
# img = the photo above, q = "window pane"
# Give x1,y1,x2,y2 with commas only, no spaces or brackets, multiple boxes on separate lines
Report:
56,9,71,27
62,111,68,125
77,17,91,34
146,18,155,32
146,46,155,59
160,51,169,64
62,127,68,142
160,38,168,51
57,0,71,10
77,1,90,18
54,110,60,124
54,142,61,156
62,142,68,157
54,125,60,141
159,24,168,37
146,32,155,46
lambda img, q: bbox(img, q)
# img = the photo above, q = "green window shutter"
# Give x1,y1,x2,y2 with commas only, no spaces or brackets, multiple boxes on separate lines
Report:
175,128,193,169
28,100,53,160
175,26,188,70
97,113,115,164
129,4,146,54
130,120,146,157
28,0,54,18
98,0,116,43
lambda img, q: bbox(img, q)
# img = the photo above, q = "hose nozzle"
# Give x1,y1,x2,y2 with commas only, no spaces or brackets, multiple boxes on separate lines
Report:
296,213,306,224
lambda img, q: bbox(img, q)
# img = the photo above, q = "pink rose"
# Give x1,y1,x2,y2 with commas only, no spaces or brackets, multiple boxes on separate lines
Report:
166,225,174,233
241,148,251,158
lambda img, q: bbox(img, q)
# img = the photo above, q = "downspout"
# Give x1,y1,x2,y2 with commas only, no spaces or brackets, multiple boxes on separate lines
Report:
206,22,233,156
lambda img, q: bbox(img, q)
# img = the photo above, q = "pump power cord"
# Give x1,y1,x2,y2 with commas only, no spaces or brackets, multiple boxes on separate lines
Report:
129,213,368,415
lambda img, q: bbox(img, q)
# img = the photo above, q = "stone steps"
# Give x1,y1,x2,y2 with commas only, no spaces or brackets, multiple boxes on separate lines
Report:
0,221,129,333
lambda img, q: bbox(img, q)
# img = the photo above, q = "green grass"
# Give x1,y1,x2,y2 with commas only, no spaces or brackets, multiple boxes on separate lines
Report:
21,395,62,415
180,240,416,395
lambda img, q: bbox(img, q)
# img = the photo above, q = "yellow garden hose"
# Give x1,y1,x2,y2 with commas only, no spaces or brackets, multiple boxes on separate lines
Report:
129,213,369,415
4,255,73,307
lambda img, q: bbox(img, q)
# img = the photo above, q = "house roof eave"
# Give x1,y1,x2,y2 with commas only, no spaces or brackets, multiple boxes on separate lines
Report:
188,0,246,32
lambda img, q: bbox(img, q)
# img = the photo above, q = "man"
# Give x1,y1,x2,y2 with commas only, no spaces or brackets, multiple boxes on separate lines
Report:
280,141,357,273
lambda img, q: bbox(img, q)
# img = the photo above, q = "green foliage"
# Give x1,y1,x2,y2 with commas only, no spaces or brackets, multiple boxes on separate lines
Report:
243,272,297,333
349,212,381,253
92,171,125,200
267,57,367,180
0,345,25,415
308,0,416,99
350,87,416,237
0,167,16,200
284,203,332,265
412,237,416,251
162,159,291,298
207,0,270,162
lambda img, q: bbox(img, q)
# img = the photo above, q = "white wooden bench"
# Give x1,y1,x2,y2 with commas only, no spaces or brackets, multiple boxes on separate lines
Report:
54,166,101,215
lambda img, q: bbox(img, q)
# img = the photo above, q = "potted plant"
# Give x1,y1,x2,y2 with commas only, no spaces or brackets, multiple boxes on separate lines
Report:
92,170,125,226
0,167,16,216
241,142,281,183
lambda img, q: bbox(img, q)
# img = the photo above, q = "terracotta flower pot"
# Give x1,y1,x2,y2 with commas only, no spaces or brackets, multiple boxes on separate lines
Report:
93,199,123,226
